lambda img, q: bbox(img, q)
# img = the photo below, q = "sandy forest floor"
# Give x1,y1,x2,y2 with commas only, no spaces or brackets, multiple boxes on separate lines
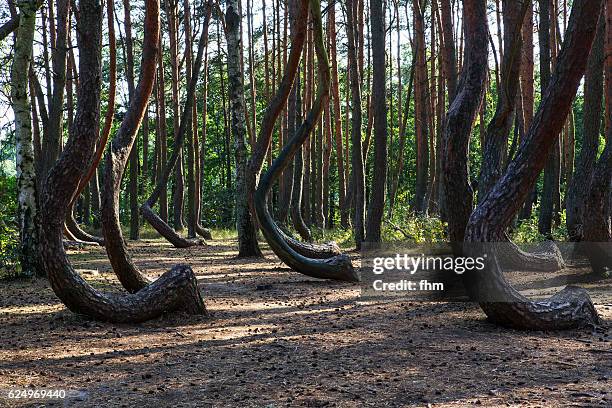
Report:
0,237,610,407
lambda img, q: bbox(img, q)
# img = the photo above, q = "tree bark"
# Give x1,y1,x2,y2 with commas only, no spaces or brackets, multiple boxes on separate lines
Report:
364,0,386,243
439,0,457,100
582,1,612,274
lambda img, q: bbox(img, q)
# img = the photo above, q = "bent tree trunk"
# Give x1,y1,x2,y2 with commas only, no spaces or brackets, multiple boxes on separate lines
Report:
464,0,602,330
40,0,206,322
12,0,45,277
254,0,358,282
141,3,212,249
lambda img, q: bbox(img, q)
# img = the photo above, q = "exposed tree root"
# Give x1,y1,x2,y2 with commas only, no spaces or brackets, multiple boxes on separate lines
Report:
196,224,213,240
277,226,342,260
498,239,565,272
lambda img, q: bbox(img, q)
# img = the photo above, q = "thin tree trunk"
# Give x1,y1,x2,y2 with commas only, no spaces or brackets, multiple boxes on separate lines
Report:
365,0,386,243
123,0,139,241
291,73,312,241
328,4,348,228
413,0,429,214
166,0,185,232
478,1,529,201
346,0,365,248
184,0,197,239
519,0,536,220
226,0,262,257
538,0,559,237
439,0,457,99
156,37,169,222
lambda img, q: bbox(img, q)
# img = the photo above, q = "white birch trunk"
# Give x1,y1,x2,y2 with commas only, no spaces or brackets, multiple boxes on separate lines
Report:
11,0,43,277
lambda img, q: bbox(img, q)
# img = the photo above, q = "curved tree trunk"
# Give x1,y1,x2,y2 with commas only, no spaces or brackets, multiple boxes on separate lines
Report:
141,3,212,249
100,0,170,292
66,213,104,245
246,0,308,206
279,227,342,259
254,0,358,282
40,0,206,322
464,0,602,330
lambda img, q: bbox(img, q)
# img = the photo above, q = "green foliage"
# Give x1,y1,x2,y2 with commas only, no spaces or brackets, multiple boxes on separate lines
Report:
511,210,569,243
0,174,20,278
383,212,447,244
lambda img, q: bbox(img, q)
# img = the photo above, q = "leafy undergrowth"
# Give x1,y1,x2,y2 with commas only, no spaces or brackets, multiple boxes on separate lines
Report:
0,238,610,407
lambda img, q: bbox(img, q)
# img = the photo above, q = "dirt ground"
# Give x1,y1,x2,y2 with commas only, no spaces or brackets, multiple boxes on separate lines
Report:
0,238,610,407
